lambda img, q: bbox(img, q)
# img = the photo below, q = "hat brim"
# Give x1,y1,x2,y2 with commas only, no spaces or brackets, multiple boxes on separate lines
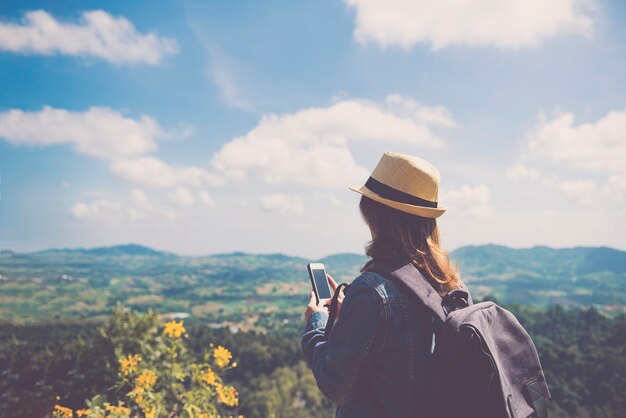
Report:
349,185,446,219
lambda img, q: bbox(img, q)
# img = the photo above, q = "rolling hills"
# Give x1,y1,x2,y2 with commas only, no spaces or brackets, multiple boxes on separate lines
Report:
0,244,624,328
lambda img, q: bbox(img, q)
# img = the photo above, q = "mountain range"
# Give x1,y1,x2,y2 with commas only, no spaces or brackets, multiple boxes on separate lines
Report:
0,243,624,325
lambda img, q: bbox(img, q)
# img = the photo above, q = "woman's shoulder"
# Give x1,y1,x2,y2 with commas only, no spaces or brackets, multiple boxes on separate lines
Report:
349,270,387,290
348,271,403,304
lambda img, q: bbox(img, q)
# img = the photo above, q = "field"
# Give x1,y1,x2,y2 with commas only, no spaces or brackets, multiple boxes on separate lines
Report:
0,244,624,330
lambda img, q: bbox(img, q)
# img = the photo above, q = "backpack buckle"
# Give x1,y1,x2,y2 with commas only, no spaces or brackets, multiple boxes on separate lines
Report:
442,289,470,315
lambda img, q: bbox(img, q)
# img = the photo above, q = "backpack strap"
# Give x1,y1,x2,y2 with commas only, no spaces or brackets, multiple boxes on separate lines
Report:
366,258,473,323
323,283,349,338
366,259,447,322
322,258,473,338
523,379,549,418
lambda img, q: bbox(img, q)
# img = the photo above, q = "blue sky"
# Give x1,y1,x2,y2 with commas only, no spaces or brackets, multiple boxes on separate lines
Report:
0,0,625,257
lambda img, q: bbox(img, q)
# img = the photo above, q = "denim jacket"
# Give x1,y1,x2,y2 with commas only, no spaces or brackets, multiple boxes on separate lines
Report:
302,261,436,418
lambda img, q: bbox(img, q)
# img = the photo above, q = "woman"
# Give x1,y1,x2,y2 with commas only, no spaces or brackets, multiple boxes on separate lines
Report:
302,151,463,418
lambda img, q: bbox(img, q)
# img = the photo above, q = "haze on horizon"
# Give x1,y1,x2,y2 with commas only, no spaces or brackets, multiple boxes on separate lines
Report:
0,0,625,258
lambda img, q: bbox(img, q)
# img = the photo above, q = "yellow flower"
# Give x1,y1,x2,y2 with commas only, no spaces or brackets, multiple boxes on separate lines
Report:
76,409,91,417
213,345,232,368
232,361,237,368
144,407,156,418
199,368,217,385
54,405,73,418
216,384,238,407
119,354,141,375
163,320,186,338
131,385,145,403
106,404,130,414
136,370,157,388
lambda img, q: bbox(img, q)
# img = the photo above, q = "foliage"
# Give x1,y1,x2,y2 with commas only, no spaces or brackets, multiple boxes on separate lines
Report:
238,361,333,418
511,305,626,418
50,307,240,418
0,315,316,417
1,304,624,417
0,318,117,417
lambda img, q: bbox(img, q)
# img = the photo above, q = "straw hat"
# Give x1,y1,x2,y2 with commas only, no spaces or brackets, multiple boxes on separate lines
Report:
349,152,446,218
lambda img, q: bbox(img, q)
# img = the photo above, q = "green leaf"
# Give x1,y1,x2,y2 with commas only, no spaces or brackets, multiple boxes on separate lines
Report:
172,363,187,381
86,394,107,408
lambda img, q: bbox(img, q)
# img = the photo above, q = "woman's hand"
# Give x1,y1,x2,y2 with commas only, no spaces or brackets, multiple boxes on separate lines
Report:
304,274,345,322
304,290,329,322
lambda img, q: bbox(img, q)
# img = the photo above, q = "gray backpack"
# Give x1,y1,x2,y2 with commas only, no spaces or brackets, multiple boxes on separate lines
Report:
368,259,551,418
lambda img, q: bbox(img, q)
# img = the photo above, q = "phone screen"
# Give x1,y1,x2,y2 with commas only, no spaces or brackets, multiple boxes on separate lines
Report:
312,268,332,299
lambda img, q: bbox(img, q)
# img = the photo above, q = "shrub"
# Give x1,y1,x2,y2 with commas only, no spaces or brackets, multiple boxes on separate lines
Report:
52,307,240,418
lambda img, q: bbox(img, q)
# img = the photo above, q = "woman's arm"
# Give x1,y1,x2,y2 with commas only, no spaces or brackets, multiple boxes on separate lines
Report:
301,276,384,406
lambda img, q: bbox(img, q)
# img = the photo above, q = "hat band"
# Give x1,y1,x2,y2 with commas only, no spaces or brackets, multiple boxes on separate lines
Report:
365,176,438,208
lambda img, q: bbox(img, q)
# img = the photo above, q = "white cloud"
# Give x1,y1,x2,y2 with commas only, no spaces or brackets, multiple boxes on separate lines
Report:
0,106,161,159
71,189,152,223
0,10,178,64
163,209,178,220
71,199,124,223
540,208,558,217
506,163,599,204
169,188,196,207
211,95,454,188
110,157,223,188
198,191,214,206
127,207,146,221
0,106,210,195
161,123,197,141
259,193,305,214
130,188,149,209
509,109,626,203
603,174,626,199
553,179,596,204
71,189,189,223
344,0,593,50
528,109,626,175
385,94,460,128
187,18,253,111
206,45,253,111
506,163,540,182
441,184,493,217
313,192,343,207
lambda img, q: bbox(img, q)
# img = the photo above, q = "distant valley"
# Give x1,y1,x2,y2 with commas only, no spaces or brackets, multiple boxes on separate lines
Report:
0,243,624,329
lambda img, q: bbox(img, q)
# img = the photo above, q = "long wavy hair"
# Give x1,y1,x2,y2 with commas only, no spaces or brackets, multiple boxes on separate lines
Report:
359,196,460,293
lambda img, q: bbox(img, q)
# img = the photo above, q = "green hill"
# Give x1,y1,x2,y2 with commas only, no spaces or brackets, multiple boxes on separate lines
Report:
450,244,626,308
0,244,623,325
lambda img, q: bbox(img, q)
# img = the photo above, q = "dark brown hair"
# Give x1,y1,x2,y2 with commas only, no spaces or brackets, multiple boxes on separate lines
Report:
359,196,460,293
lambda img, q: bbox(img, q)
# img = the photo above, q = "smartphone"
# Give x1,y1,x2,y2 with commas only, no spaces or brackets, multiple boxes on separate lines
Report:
307,263,332,304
